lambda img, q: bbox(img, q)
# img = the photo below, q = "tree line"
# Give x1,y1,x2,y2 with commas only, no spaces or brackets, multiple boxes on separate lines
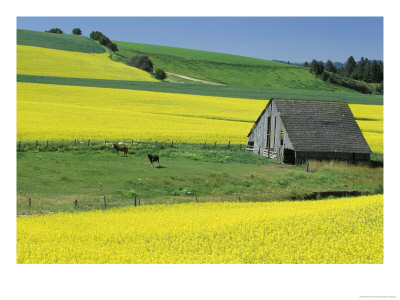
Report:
304,56,383,94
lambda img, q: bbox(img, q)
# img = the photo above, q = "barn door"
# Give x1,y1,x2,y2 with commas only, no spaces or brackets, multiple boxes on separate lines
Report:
283,149,295,164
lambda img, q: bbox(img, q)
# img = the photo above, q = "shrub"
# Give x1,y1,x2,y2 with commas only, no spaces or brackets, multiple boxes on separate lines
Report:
376,82,383,94
106,42,118,52
320,71,329,81
90,31,103,41
46,28,63,34
128,55,153,72
155,69,167,80
72,28,82,35
98,35,111,46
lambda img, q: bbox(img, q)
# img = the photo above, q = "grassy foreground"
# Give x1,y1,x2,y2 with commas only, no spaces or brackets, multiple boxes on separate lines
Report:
17,194,383,264
17,143,383,214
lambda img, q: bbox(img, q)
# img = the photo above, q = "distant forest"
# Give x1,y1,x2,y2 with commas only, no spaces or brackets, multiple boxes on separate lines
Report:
304,56,383,94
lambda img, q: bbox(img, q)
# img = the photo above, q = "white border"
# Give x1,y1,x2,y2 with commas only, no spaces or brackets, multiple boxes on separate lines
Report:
2,1,399,299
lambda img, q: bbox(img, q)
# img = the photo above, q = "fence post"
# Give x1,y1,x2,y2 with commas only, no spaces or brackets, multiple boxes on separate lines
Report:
240,144,242,151
238,196,241,202
46,140,49,149
131,140,133,146
195,195,198,203
134,195,137,207
204,142,206,149
228,141,230,149
105,139,106,145
61,139,63,148
171,141,173,148
88,139,91,148
35,140,38,149
18,141,21,151
74,199,78,209
74,139,76,146
103,195,106,209
138,198,140,206
28,197,31,209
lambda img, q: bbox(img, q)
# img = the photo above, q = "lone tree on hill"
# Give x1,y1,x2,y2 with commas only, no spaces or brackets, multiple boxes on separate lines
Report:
155,69,167,80
128,55,154,72
46,28,63,34
72,28,82,35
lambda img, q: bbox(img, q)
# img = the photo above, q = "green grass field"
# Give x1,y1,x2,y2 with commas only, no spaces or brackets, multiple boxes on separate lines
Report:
17,29,105,53
114,41,298,66
113,42,358,92
17,142,383,214
17,74,383,105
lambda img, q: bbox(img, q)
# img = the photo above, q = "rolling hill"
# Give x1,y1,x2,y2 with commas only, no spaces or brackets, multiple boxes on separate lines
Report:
112,40,358,92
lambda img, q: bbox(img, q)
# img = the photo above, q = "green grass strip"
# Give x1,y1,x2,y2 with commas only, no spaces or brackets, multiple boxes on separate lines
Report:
17,74,383,105
17,29,105,53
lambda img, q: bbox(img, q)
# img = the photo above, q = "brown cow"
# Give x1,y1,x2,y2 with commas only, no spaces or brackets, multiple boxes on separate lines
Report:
112,144,129,157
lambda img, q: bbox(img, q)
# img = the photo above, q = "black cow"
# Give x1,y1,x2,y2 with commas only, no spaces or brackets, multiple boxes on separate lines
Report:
148,154,160,167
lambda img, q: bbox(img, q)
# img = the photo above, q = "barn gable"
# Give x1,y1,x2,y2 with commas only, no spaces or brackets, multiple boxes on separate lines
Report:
247,99,371,164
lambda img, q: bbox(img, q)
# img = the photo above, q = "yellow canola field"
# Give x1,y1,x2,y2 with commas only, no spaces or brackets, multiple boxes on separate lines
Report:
17,45,157,82
17,82,383,151
17,195,383,264
17,82,265,144
350,104,383,154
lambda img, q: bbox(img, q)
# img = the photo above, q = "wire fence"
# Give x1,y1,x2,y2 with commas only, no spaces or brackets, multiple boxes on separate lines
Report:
16,139,247,152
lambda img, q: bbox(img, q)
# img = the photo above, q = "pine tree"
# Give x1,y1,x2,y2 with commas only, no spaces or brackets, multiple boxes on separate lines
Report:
371,60,380,83
325,60,336,73
352,57,365,80
345,56,356,77
363,58,372,82
318,61,325,75
310,59,319,75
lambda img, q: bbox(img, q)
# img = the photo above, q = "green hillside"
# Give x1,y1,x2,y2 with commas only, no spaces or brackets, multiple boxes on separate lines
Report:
113,41,357,93
17,29,105,53
114,41,297,67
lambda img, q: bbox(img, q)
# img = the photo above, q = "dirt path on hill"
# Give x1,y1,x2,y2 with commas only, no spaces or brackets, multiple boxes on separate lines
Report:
166,72,226,85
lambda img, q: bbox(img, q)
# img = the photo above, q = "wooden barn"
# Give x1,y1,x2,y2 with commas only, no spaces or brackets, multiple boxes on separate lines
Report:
247,99,371,164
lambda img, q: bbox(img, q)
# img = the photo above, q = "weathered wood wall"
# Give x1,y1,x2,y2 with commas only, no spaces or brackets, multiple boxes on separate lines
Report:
248,101,293,161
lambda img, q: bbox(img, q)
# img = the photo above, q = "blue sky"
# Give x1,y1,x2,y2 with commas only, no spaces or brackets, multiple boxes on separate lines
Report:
17,17,383,63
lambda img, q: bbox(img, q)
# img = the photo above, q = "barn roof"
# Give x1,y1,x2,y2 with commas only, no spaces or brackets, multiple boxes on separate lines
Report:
249,99,372,153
